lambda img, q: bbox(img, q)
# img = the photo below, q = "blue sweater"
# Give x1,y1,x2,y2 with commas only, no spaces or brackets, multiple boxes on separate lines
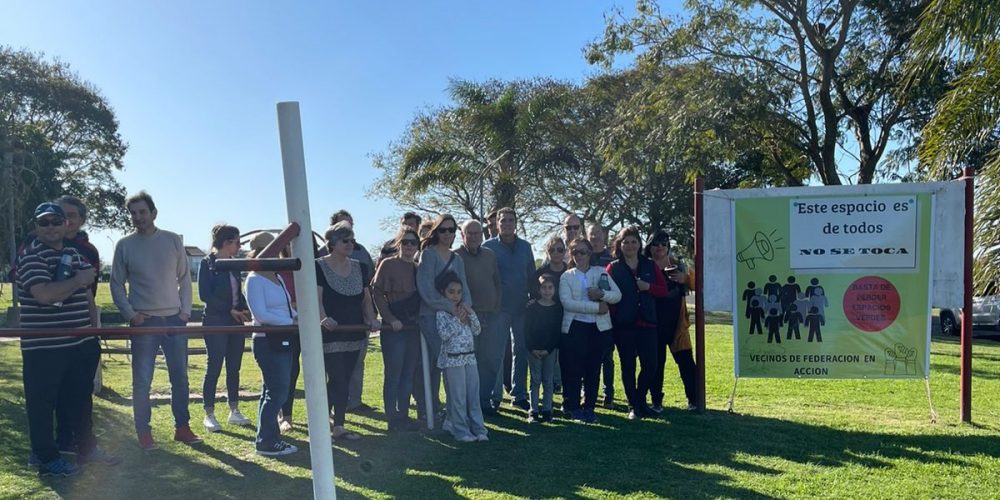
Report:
483,235,535,314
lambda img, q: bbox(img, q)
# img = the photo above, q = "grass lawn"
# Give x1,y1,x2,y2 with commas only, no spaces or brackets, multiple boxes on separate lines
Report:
1,327,999,499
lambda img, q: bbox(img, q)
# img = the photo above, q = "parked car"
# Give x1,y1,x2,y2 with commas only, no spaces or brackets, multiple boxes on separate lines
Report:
939,282,999,336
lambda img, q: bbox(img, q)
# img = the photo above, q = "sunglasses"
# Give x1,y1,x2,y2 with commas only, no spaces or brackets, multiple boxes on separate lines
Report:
436,226,457,234
400,239,419,246
550,247,566,254
564,224,581,231
36,218,65,227
572,249,591,256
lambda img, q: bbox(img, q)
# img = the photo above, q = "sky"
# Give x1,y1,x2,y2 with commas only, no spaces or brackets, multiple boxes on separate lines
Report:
2,0,653,260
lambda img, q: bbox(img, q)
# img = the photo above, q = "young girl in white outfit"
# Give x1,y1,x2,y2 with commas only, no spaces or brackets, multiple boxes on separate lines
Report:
435,271,488,442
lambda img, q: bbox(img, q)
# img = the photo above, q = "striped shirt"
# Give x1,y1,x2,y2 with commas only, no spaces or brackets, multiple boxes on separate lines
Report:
16,240,95,351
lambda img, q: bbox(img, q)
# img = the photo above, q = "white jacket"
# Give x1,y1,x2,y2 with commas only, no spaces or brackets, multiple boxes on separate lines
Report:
559,266,621,333
245,272,296,338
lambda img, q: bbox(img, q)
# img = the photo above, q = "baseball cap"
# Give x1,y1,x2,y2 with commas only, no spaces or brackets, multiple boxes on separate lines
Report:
249,232,275,251
34,202,66,220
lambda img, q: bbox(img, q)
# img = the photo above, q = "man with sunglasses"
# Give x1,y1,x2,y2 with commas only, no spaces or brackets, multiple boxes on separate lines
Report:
562,215,583,263
482,207,536,411
456,219,504,413
17,202,119,476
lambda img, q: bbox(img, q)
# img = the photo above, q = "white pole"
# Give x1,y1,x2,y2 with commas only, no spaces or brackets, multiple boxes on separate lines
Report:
276,102,336,500
420,335,434,430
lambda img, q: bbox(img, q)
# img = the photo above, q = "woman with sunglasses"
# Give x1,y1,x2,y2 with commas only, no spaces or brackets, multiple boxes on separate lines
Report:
372,226,422,432
198,224,253,433
643,229,697,411
606,227,668,420
531,236,569,300
558,237,621,423
415,214,472,423
531,235,569,393
316,221,381,441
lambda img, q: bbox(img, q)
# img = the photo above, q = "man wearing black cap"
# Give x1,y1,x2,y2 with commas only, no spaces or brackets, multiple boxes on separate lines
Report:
17,202,120,476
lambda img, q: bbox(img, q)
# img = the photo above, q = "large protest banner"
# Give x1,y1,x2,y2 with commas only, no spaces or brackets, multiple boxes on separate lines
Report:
732,193,932,378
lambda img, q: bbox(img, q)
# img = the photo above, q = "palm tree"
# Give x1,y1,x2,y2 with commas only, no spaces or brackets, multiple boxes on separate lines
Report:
399,79,574,219
906,0,1000,290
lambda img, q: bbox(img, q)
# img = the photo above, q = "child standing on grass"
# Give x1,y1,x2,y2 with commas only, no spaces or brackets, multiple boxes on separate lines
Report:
525,274,563,423
436,271,488,442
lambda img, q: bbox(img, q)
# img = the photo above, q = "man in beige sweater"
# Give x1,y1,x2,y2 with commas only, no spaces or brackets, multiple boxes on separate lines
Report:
456,220,504,414
111,191,200,450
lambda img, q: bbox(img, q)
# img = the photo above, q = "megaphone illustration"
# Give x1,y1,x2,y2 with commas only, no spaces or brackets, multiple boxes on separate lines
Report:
737,231,777,270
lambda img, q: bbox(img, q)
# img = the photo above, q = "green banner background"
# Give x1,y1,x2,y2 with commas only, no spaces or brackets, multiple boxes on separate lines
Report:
733,193,932,379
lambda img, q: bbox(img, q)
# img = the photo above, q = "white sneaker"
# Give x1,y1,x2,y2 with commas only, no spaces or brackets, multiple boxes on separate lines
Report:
228,409,251,426
203,413,222,433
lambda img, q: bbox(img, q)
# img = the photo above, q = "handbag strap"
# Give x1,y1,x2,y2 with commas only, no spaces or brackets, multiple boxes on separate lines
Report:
275,274,294,319
436,252,457,281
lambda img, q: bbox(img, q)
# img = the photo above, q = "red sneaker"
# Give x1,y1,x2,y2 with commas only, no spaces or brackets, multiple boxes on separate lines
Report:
173,426,203,444
137,432,158,450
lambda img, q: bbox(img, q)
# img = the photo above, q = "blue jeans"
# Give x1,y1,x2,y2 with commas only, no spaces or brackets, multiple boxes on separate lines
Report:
474,312,507,408
497,311,528,402
130,315,190,433
380,329,420,423
202,315,246,410
253,337,292,448
528,349,557,413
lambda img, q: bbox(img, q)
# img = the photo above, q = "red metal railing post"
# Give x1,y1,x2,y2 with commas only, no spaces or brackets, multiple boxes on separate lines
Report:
695,176,706,411
960,166,974,423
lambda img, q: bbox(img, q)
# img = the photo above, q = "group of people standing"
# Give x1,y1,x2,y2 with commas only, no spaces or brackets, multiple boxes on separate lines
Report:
14,191,698,475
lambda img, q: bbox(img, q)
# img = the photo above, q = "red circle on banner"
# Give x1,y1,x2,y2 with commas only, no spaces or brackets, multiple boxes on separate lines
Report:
842,276,900,332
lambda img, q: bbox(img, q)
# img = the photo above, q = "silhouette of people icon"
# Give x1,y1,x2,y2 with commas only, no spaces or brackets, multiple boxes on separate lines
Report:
763,275,781,299
784,303,803,340
779,276,801,312
748,296,764,335
765,307,783,344
806,306,824,342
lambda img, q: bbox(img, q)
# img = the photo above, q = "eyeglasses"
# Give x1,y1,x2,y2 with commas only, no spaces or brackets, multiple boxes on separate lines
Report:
400,239,419,246
36,218,65,227
550,247,566,254
572,249,591,256
564,225,580,231
436,226,457,234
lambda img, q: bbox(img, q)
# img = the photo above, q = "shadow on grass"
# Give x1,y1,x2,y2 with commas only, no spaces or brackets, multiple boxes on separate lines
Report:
321,407,1000,499
4,388,1000,499
3,339,1000,499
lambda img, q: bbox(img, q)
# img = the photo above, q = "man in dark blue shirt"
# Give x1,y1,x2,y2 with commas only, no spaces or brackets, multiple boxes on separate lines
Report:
482,207,536,410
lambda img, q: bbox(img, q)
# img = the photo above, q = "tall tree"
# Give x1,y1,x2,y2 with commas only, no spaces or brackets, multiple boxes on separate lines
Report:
369,78,579,227
587,0,940,185
905,0,1000,290
1,47,129,269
